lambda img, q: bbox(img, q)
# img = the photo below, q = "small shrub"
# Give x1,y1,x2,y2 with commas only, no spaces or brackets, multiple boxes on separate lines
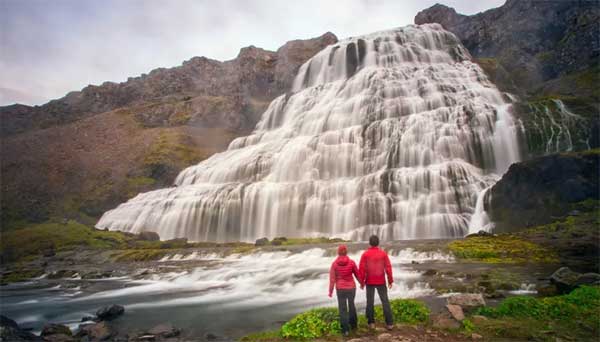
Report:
280,308,340,339
462,318,475,333
375,299,430,324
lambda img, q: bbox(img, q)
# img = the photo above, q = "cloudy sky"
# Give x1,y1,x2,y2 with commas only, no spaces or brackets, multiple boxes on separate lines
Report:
0,0,505,106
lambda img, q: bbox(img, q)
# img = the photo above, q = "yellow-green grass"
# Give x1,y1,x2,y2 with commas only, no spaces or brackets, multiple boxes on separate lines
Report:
448,235,559,263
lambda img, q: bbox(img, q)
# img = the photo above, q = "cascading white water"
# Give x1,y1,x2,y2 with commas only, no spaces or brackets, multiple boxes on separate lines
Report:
96,24,520,242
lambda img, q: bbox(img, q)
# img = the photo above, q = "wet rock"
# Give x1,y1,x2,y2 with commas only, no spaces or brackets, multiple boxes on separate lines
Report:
447,293,486,308
147,323,180,338
41,324,72,337
254,238,269,246
0,315,42,341
377,333,393,341
537,284,559,297
76,321,114,341
271,237,287,246
136,336,156,341
423,269,437,276
576,272,600,286
96,304,124,321
82,271,112,280
466,230,494,238
205,332,218,340
81,316,96,322
445,304,465,321
550,267,580,293
138,231,160,241
47,270,78,279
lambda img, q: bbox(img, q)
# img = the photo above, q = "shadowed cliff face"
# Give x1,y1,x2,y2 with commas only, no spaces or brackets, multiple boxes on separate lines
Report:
0,32,337,227
415,0,599,160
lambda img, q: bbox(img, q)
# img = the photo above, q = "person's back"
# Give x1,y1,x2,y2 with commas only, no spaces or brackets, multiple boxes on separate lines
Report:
359,235,394,330
329,245,361,336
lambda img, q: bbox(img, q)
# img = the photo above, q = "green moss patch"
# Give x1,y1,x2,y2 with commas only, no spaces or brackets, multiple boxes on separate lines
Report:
448,235,558,263
470,286,600,341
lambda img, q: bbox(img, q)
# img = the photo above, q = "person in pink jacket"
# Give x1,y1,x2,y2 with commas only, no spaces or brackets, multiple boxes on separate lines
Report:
328,244,362,336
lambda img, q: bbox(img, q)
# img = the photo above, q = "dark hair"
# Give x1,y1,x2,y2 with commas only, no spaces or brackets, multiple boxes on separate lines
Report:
369,235,379,247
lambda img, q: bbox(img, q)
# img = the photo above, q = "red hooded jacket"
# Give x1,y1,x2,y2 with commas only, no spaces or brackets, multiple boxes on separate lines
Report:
328,255,361,296
358,246,393,286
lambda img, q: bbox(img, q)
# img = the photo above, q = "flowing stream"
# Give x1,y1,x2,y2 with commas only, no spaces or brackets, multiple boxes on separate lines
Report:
96,23,521,242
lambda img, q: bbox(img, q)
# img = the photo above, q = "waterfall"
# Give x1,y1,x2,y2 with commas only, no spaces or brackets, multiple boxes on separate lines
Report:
96,24,521,242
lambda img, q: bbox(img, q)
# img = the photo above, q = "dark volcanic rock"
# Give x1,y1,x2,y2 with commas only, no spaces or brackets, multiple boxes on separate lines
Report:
415,0,600,96
0,315,42,341
147,323,180,338
255,237,269,246
96,304,125,321
138,231,160,241
488,150,599,232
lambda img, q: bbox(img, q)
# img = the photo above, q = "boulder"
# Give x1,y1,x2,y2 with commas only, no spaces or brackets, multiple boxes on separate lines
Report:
432,315,461,329
138,231,160,241
423,269,437,276
41,324,72,337
271,237,287,246
471,333,483,340
466,230,494,238
255,238,269,246
576,272,600,286
76,322,114,341
0,315,42,341
445,304,465,321
471,315,488,324
447,293,486,308
96,304,124,321
147,323,180,338
550,267,580,293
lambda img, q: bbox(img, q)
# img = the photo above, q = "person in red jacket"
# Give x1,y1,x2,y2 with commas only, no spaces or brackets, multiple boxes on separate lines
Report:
359,235,394,330
328,244,361,336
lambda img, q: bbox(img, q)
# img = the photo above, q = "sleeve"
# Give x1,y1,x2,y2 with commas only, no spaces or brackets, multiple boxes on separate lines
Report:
329,262,336,296
352,260,362,286
384,253,393,284
358,253,366,285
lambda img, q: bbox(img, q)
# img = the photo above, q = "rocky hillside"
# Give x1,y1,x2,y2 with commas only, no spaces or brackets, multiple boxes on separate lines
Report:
415,0,599,158
0,32,337,228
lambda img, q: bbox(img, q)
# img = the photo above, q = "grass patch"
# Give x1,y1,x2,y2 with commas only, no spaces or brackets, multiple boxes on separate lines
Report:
448,235,558,263
112,249,170,262
471,286,600,341
0,220,130,263
0,268,45,284
245,299,429,340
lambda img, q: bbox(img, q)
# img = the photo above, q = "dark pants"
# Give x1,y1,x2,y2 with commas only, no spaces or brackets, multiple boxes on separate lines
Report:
366,285,393,325
336,288,357,333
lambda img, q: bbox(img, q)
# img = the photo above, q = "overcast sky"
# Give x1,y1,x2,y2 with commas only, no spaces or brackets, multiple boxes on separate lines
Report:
0,0,505,106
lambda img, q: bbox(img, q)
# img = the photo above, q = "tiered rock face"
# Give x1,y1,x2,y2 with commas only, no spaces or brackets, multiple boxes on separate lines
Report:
96,24,521,242
415,0,599,164
0,32,337,226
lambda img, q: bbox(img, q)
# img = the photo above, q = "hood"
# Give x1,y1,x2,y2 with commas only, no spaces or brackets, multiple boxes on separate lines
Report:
336,255,350,266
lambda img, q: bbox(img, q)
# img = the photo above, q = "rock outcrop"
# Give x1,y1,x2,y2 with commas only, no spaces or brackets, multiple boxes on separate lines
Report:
488,149,599,232
0,32,337,227
415,0,599,96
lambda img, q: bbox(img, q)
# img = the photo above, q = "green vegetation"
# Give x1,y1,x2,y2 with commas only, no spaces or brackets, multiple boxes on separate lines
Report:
448,235,558,263
246,299,430,340
469,286,600,341
280,308,341,339
0,220,129,263
277,237,347,246
112,249,169,262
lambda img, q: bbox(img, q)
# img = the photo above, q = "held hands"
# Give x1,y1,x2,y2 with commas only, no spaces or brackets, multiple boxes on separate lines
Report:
328,292,332,298
388,282,393,290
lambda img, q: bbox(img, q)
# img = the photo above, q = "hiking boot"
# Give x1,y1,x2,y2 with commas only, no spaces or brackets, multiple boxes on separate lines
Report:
343,331,350,337
386,325,394,331
368,323,375,329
